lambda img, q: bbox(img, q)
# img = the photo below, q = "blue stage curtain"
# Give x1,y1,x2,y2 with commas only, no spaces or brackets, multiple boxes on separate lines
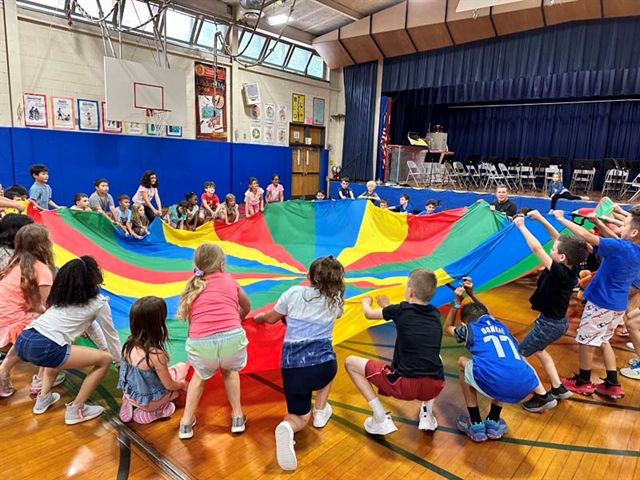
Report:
376,96,389,179
342,61,377,181
382,17,640,103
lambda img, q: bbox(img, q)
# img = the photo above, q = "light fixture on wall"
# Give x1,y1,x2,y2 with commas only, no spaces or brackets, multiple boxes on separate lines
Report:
267,14,292,25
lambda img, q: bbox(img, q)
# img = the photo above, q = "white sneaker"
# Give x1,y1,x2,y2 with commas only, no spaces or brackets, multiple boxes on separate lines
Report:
231,415,247,433
418,411,438,431
312,403,332,428
33,392,61,414
627,342,635,351
275,421,297,471
364,414,398,435
620,367,640,380
65,403,104,425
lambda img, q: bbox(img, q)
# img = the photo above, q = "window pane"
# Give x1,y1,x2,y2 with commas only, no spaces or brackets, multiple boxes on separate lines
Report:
264,40,289,66
165,9,195,42
307,55,325,78
238,32,267,60
22,0,66,9
197,20,228,51
76,0,116,19
287,47,311,72
121,0,157,32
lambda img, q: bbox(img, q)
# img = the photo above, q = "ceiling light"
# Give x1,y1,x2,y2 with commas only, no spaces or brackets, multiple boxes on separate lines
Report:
267,14,291,26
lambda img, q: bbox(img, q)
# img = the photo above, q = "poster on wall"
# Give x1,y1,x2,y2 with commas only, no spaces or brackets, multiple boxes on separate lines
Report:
264,103,275,122
77,99,100,131
126,122,144,135
166,125,183,137
250,104,261,121
277,105,287,124
23,93,48,128
51,97,74,130
313,98,325,125
264,124,274,144
292,93,305,123
194,61,227,140
277,127,287,146
101,102,122,133
250,124,261,143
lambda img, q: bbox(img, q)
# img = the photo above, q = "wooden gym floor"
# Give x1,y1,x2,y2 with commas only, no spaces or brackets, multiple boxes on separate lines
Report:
1,276,639,480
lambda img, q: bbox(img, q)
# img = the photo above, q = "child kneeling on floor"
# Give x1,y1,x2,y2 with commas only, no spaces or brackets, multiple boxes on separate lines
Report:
118,296,188,424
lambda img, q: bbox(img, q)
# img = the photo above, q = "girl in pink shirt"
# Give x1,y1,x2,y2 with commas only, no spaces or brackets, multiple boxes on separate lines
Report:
266,174,284,204
176,243,251,439
244,177,264,217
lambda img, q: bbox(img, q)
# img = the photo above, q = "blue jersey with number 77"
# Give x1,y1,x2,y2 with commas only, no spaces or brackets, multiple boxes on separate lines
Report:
465,315,539,403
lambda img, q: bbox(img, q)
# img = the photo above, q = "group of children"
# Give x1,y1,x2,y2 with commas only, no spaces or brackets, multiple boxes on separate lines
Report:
337,179,438,214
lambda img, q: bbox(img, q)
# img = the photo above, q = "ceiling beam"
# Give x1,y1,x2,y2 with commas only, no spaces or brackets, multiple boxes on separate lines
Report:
307,0,364,20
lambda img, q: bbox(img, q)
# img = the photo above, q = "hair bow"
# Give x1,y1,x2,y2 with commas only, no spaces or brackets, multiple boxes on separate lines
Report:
194,267,204,277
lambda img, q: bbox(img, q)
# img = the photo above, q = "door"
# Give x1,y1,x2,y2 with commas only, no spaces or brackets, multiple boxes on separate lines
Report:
291,146,321,198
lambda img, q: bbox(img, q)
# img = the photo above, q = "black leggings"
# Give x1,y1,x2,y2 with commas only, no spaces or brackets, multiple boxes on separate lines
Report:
550,191,581,210
143,205,157,224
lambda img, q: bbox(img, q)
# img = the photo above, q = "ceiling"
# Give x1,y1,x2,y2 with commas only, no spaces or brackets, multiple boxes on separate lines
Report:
171,0,404,41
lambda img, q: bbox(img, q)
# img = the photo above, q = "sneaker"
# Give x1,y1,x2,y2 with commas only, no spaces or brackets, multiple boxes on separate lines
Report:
119,394,133,423
178,416,197,439
29,371,66,395
484,417,508,440
549,384,573,400
133,402,175,424
456,415,487,442
312,403,332,428
65,403,105,425
0,375,16,398
522,394,558,413
627,342,635,351
418,401,438,431
33,392,61,414
231,414,247,433
275,421,297,471
561,374,595,396
364,413,398,436
594,381,625,399
620,365,640,380
629,357,640,367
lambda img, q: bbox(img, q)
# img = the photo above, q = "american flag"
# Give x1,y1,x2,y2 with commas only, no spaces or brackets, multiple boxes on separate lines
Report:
379,98,392,180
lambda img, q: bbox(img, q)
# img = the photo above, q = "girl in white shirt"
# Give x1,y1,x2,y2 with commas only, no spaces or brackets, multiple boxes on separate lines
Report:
13,255,121,424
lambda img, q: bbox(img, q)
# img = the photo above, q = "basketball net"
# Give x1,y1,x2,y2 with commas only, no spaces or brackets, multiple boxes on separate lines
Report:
145,108,171,137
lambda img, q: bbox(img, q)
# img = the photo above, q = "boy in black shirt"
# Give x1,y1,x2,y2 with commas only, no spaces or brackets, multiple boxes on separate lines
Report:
490,185,517,217
514,211,589,412
345,269,444,435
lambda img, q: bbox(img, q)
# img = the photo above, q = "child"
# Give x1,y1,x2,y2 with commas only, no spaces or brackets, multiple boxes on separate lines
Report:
118,296,188,424
218,194,239,224
132,170,162,223
357,181,380,203
176,243,251,439
513,212,589,411
553,209,640,398
28,164,59,211
490,185,517,217
548,172,587,212
2,185,29,215
131,202,150,237
253,256,345,471
266,174,284,204
388,194,414,214
244,177,264,217
70,193,91,211
0,214,34,272
115,194,136,238
89,178,118,222
337,179,354,200
444,280,549,442
165,201,188,230
419,199,437,215
184,193,201,231
11,256,121,423
344,269,445,435
379,199,389,209
199,181,219,222
314,190,326,201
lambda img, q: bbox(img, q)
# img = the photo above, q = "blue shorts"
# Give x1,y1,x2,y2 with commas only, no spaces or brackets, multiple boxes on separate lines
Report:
15,328,71,368
518,314,568,357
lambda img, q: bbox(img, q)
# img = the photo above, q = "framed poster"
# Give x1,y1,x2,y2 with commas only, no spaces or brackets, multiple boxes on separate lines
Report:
264,103,275,122
51,97,74,130
23,93,48,128
277,127,287,145
77,99,99,131
146,123,162,136
264,124,274,144
313,97,325,125
250,124,261,143
194,61,227,140
126,122,144,135
292,93,305,123
277,104,287,124
166,125,183,137
250,104,261,120
101,102,122,133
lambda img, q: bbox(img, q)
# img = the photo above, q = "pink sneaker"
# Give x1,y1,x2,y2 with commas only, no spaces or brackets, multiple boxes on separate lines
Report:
132,401,176,424
594,382,625,400
561,375,595,396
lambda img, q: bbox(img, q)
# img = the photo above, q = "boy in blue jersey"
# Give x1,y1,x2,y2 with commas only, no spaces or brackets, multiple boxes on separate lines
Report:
444,278,554,442
28,164,59,210
553,209,640,398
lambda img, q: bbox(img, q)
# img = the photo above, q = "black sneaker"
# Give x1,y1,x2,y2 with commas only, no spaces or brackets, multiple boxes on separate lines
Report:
549,384,573,400
521,394,558,413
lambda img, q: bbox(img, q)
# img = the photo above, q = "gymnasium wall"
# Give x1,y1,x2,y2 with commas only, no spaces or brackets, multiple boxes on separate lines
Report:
0,7,10,126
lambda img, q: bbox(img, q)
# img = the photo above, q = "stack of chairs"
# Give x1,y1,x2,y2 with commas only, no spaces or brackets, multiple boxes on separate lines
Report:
601,158,629,200
569,159,597,194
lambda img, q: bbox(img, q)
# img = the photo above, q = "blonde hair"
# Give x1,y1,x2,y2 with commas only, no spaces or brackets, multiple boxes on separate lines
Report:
366,180,376,189
131,202,148,227
176,243,226,320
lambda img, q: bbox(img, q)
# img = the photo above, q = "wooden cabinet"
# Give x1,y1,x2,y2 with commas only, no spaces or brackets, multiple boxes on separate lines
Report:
289,123,325,198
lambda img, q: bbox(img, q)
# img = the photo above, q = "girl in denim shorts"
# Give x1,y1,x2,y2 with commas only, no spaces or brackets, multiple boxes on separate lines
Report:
176,243,251,439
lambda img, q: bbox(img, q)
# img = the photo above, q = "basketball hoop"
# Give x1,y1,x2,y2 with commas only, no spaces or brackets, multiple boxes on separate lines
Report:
145,108,172,137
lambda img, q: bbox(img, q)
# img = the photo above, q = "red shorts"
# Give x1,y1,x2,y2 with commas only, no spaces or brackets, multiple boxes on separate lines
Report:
365,360,444,401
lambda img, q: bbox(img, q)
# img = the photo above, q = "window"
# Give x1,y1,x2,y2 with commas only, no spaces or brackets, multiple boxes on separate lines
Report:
197,20,228,51
75,0,116,19
263,39,289,66
238,31,267,60
286,47,311,72
22,0,66,9
121,0,158,32
165,9,196,43
306,54,325,79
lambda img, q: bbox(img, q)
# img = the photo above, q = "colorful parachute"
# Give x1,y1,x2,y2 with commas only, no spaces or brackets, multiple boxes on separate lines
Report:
32,199,613,372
